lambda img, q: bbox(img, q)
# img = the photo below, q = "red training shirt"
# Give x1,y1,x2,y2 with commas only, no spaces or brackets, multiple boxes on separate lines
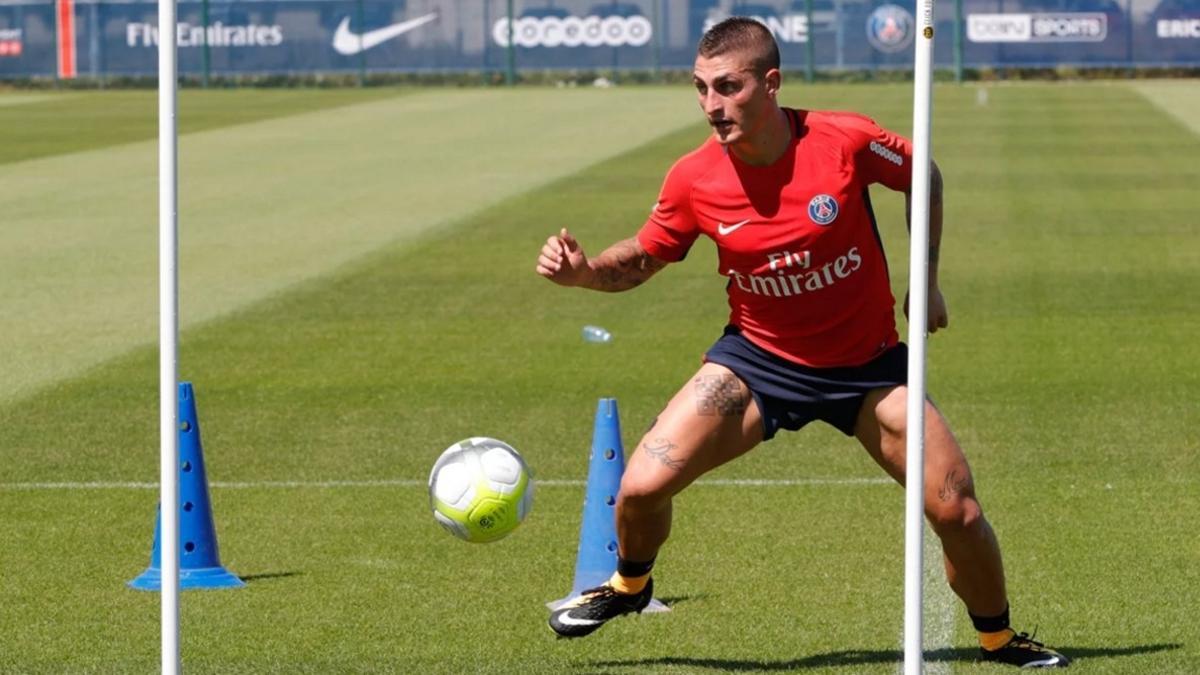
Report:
637,108,914,368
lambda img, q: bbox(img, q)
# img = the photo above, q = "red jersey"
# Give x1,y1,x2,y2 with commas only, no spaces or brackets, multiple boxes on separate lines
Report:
637,108,914,368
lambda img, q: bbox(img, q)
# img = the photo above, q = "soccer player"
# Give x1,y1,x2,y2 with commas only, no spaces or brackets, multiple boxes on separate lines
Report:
535,17,1068,669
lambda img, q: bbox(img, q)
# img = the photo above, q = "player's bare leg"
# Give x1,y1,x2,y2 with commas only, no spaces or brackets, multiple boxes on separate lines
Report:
855,386,1006,614
855,385,1069,668
549,362,763,638
617,361,764,561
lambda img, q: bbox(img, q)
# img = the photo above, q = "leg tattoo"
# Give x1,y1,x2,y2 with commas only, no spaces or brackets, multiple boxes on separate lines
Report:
642,437,684,471
694,375,748,417
938,468,970,502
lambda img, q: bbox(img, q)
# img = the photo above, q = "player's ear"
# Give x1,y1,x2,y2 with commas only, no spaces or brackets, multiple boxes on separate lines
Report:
764,68,782,99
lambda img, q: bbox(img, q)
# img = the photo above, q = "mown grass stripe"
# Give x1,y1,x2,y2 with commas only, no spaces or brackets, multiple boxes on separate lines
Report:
0,89,405,165
1128,80,1200,137
0,87,698,405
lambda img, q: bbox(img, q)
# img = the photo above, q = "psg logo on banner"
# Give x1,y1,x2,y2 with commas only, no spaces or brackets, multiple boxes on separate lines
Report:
866,4,915,53
808,194,839,226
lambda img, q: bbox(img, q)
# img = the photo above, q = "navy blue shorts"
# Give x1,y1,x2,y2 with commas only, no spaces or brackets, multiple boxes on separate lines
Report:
704,326,908,440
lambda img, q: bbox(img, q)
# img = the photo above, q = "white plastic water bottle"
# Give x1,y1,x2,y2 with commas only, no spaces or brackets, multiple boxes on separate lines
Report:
581,325,612,344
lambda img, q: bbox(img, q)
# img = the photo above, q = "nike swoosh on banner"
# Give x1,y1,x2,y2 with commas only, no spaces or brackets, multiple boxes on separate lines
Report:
555,612,602,626
332,12,438,56
717,219,751,236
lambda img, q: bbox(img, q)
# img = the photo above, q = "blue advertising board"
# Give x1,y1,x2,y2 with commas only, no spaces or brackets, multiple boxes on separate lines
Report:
1,0,1197,79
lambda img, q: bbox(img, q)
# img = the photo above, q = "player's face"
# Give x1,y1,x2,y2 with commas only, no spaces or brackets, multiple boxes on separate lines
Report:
693,51,779,147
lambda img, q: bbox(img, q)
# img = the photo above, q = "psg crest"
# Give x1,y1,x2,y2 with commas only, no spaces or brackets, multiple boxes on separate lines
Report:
866,4,915,53
808,194,839,226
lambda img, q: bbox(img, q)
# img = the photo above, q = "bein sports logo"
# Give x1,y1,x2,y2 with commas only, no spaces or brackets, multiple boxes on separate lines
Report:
866,4,915,53
967,13,1107,42
493,15,652,48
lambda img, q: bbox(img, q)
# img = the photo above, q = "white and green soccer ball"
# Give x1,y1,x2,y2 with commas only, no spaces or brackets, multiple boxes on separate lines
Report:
428,437,534,543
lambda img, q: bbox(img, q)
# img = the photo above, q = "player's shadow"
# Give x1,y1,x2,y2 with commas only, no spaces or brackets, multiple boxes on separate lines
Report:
592,643,1180,671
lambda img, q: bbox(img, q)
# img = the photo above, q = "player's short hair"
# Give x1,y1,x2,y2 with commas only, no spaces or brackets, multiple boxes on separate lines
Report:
697,17,781,78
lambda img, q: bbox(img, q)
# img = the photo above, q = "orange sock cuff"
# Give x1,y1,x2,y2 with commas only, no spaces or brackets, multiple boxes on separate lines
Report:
608,571,649,595
979,628,1016,652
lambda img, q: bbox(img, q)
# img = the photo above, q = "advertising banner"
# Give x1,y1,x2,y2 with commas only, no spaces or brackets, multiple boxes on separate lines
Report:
0,0,1196,79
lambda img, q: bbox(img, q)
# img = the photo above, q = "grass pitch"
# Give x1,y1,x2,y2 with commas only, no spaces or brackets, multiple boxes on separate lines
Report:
1,82,1198,673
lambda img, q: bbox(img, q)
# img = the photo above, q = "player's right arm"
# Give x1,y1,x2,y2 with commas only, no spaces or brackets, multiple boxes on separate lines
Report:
536,228,668,292
537,149,704,292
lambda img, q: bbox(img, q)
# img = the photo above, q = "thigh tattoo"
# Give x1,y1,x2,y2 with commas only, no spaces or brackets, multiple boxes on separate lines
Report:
694,374,749,417
642,437,684,471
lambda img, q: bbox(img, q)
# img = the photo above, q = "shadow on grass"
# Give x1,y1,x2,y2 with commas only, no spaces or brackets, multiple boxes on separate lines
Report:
239,571,302,583
592,643,1180,671
655,595,704,608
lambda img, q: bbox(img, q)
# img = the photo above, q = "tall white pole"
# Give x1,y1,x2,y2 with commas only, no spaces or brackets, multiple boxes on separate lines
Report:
158,0,180,668
905,1,936,673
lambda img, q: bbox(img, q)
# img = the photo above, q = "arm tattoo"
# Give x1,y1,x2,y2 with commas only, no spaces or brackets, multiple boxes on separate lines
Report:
588,238,668,292
642,437,685,471
928,245,940,265
694,375,749,416
937,468,970,502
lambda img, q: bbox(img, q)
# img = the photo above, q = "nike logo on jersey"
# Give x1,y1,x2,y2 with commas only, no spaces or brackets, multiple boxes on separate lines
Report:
332,13,438,55
717,219,751,236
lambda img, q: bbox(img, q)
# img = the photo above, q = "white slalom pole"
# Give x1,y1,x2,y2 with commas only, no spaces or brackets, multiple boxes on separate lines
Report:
158,0,180,667
905,1,936,673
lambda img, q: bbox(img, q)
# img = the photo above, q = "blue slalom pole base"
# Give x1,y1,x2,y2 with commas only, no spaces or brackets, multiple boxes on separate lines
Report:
128,565,246,591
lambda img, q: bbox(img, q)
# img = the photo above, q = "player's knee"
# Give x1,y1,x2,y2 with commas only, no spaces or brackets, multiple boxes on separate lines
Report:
617,471,672,513
926,494,984,535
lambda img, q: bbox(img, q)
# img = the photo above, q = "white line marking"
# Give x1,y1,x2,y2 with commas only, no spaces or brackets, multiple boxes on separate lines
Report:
894,529,957,674
924,530,957,674
0,477,892,491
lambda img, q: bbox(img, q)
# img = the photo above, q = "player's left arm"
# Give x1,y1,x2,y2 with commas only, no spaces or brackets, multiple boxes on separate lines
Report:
847,113,948,333
904,161,949,334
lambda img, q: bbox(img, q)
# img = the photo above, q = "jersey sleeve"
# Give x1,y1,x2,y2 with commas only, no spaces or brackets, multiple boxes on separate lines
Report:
839,113,915,193
636,159,701,263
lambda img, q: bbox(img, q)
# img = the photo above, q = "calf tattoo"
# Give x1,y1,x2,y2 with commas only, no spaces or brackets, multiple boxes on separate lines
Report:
643,437,684,471
938,468,970,502
694,374,748,416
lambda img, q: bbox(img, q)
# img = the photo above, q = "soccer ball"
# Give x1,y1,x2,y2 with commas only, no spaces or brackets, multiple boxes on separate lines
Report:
428,437,534,543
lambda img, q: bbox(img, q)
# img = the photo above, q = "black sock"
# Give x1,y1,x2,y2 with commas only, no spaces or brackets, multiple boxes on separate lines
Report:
969,605,1011,633
616,556,655,578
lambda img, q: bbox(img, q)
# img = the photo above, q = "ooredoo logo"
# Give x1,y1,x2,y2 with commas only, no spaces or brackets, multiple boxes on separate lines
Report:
492,15,652,48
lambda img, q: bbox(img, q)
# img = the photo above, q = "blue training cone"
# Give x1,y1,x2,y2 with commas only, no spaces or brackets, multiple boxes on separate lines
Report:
547,398,668,612
128,382,244,591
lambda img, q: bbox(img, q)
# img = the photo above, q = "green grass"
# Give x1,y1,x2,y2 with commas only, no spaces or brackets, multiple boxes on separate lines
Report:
0,87,698,403
0,89,406,165
1,82,1198,673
